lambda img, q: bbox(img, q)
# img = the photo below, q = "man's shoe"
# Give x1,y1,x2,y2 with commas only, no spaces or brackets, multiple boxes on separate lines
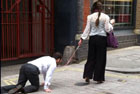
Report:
8,85,23,94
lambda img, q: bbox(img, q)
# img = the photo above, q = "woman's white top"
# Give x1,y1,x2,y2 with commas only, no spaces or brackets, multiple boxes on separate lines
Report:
81,12,113,40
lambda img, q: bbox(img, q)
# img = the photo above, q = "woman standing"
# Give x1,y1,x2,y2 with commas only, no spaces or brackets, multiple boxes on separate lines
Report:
78,1,114,84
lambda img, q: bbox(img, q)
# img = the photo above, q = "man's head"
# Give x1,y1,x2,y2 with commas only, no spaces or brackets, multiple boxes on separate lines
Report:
53,52,62,64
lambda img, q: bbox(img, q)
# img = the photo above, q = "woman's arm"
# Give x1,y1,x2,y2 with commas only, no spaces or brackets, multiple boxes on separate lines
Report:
81,15,91,40
79,15,91,46
105,16,113,32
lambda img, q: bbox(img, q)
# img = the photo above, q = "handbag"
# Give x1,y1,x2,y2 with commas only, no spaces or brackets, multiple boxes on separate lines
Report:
106,30,119,48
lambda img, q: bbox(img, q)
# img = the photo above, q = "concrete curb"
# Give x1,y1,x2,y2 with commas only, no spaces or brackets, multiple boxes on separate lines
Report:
106,67,140,74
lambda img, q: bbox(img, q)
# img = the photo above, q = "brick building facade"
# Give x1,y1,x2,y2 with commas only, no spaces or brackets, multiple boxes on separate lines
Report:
1,0,140,63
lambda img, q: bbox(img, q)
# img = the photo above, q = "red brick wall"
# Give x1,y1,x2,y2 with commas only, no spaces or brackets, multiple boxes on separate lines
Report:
82,0,90,32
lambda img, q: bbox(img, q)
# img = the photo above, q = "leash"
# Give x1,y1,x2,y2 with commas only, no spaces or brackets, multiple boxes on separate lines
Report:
64,46,80,66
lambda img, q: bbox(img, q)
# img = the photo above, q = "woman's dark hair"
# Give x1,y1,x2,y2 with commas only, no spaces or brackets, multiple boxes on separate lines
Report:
53,52,62,60
91,1,103,27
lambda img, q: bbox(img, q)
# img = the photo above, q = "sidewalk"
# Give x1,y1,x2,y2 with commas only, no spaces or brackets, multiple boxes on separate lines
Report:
106,46,140,73
1,46,140,94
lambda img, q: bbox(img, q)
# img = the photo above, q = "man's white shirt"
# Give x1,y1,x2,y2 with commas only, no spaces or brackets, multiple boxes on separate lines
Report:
28,56,57,89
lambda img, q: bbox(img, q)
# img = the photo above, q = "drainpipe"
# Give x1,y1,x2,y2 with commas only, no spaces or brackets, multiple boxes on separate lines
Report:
134,0,140,35
134,0,140,45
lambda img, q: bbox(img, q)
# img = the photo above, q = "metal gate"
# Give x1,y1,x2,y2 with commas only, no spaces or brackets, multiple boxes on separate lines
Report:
1,0,54,61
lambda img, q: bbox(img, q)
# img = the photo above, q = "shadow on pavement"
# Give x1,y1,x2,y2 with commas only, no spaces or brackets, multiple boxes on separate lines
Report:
74,82,89,86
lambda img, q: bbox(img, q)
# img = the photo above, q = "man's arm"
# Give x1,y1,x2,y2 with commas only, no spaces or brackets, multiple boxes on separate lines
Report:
44,65,56,91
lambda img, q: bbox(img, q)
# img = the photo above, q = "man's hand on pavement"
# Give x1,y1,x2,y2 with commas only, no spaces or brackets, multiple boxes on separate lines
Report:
44,88,52,93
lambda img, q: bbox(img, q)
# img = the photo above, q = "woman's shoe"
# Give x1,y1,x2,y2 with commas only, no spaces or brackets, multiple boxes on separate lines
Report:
85,77,90,84
97,81,104,84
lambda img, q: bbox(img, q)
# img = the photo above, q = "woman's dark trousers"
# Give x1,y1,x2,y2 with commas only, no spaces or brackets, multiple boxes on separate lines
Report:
83,35,107,81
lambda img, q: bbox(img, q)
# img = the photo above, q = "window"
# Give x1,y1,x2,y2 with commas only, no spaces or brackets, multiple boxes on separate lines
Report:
103,0,134,28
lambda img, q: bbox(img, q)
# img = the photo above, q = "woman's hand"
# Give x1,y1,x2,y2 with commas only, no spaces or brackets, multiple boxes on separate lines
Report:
78,38,83,46
41,82,45,86
110,19,115,26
